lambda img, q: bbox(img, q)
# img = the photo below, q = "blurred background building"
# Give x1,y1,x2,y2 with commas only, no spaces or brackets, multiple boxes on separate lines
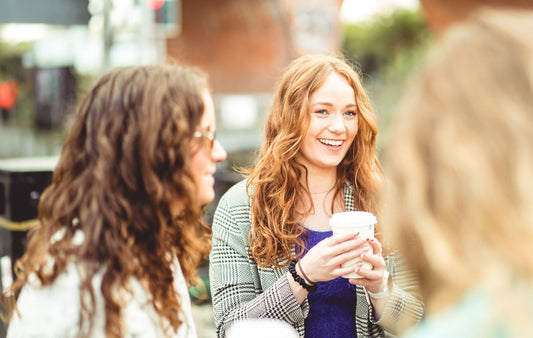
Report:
0,0,431,222
0,0,425,154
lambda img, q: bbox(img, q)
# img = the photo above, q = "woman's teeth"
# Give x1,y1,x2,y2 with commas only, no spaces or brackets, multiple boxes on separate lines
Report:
319,139,342,146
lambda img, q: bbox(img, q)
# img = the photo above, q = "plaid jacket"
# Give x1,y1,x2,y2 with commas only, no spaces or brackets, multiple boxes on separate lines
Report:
209,180,423,337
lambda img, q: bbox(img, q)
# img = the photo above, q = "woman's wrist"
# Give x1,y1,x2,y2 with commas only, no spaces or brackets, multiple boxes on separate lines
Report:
296,260,315,285
288,259,317,292
366,284,389,299
366,270,390,299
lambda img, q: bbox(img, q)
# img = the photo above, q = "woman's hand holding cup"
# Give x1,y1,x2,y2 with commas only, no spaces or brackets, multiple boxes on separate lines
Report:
348,236,388,295
298,232,369,283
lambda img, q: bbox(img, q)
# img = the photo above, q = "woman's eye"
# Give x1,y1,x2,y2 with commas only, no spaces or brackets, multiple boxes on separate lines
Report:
345,110,357,117
315,109,328,115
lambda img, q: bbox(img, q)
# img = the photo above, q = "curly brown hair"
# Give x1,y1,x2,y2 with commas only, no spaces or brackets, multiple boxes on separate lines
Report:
4,65,212,337
247,54,384,267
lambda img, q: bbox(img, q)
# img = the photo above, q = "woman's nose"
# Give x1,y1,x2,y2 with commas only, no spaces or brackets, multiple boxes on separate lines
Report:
212,140,227,162
328,113,345,132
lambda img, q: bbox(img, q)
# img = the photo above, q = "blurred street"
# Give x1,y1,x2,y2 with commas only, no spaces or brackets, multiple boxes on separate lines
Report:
0,122,65,159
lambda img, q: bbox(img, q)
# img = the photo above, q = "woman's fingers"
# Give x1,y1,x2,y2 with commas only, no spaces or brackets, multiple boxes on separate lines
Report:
361,252,385,270
347,246,387,291
327,235,367,255
366,237,382,255
304,235,385,282
325,232,358,245
329,247,365,267
337,265,358,277
350,266,381,281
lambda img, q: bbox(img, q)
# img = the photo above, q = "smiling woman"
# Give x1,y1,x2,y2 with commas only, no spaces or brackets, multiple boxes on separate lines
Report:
209,54,423,338
3,64,226,338
190,89,227,206
298,72,358,173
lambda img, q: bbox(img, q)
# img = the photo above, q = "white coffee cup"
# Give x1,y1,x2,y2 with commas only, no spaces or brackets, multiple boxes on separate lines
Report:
329,211,377,278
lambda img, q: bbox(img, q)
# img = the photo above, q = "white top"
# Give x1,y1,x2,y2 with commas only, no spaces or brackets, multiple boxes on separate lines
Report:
227,319,299,338
7,260,197,338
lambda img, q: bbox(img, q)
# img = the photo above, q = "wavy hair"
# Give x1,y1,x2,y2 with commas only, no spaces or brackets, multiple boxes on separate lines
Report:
4,65,211,337
247,54,383,267
382,9,533,335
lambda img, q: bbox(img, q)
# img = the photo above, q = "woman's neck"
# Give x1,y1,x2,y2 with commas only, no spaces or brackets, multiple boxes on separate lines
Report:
305,167,337,195
299,190,344,231
296,168,343,231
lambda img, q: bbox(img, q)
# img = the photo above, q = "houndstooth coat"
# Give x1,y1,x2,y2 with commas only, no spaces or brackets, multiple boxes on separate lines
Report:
209,180,423,337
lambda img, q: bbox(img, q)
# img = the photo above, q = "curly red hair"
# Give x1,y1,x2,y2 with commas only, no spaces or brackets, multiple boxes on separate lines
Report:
247,54,384,267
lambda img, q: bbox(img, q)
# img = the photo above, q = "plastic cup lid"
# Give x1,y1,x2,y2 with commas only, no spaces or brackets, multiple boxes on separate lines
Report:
329,211,377,227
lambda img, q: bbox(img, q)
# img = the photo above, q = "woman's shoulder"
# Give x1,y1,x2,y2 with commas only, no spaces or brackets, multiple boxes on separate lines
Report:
7,263,95,337
402,289,510,338
213,179,253,235
218,179,251,207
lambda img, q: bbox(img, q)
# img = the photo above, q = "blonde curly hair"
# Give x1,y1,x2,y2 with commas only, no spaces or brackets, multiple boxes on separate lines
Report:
382,9,533,336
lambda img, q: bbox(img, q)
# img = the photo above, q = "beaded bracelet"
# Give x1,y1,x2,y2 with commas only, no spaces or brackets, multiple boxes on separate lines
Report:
288,259,317,292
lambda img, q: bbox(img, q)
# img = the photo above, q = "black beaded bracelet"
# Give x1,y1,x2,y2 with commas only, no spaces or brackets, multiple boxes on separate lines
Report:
288,259,317,292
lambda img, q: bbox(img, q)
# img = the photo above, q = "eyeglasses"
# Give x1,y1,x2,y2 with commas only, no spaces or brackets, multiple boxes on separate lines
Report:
193,128,216,152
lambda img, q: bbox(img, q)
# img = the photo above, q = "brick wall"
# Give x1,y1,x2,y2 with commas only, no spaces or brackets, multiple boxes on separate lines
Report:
166,0,343,94
420,0,533,36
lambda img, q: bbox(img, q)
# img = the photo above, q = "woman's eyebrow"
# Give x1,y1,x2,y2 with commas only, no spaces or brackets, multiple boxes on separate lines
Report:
311,102,357,109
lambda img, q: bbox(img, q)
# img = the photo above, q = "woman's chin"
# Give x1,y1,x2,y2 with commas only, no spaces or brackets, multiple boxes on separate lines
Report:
199,190,215,207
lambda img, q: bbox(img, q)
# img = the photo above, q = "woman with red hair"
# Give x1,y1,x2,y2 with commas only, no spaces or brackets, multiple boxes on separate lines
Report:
210,54,423,337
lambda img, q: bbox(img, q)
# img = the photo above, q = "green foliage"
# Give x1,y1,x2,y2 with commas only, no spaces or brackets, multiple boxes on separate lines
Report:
0,40,31,77
342,8,434,149
342,8,432,75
